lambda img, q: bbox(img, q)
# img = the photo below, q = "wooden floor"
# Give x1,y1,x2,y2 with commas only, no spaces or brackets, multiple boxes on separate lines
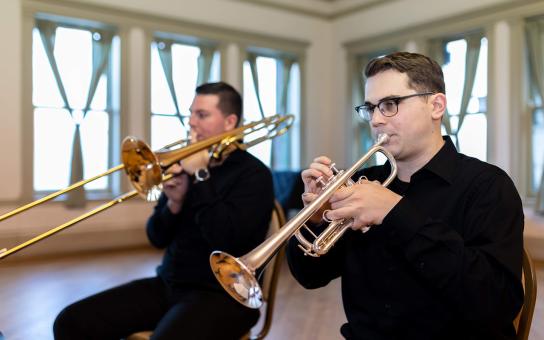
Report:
0,247,542,340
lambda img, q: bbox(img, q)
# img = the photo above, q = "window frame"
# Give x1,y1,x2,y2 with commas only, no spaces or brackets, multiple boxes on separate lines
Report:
149,33,222,150
28,13,121,201
242,47,303,170
430,32,488,161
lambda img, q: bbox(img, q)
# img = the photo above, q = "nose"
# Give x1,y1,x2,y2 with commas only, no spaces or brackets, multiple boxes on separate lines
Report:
370,108,386,127
189,114,197,128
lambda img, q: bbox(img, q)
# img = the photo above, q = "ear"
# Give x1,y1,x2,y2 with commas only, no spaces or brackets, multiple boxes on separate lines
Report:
224,113,238,130
430,93,446,121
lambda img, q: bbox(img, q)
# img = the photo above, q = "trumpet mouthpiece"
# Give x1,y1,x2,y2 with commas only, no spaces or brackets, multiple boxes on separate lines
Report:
0,248,6,254
376,133,389,144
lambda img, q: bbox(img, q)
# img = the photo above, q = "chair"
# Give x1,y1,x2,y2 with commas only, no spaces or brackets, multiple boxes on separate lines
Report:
514,247,537,340
127,200,286,340
243,199,286,340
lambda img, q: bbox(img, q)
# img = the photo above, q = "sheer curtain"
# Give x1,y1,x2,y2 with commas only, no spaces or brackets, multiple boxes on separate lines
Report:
246,52,296,169
273,57,294,169
526,19,544,213
156,39,184,127
196,45,216,86
156,39,217,127
246,52,266,119
429,33,482,150
36,20,113,207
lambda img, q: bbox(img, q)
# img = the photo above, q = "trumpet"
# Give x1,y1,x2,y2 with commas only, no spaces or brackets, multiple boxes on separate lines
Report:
0,114,294,260
210,134,397,308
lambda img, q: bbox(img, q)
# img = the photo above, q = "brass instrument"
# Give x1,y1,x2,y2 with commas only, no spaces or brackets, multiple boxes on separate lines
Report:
210,134,397,308
0,114,294,260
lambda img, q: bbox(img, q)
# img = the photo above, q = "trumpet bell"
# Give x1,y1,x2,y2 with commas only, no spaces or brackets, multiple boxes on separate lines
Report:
210,251,264,309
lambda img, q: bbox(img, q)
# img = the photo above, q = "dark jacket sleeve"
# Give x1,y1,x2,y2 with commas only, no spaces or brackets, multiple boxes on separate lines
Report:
384,170,524,323
286,168,374,289
146,194,180,248
286,221,346,289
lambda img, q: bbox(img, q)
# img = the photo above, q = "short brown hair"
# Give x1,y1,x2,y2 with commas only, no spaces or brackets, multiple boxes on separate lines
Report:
196,82,242,125
365,52,445,94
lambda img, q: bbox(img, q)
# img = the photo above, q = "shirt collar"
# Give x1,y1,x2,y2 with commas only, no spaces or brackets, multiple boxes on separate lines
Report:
415,136,458,184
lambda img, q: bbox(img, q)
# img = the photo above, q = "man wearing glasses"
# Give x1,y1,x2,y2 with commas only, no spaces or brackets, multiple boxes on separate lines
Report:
288,52,524,339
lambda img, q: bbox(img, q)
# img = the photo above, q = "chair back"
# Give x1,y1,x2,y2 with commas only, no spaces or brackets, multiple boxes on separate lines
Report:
246,200,286,340
514,247,537,340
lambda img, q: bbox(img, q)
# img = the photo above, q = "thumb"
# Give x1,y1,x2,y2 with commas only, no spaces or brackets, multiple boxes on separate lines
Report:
301,192,318,205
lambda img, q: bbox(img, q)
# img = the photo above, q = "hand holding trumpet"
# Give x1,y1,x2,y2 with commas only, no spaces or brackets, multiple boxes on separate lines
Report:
301,154,401,231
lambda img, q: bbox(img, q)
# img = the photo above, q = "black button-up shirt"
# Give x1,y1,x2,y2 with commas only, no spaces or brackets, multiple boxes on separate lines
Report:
287,137,524,340
147,149,274,291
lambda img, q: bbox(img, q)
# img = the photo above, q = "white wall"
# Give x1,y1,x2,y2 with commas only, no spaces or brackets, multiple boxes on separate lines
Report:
0,0,22,201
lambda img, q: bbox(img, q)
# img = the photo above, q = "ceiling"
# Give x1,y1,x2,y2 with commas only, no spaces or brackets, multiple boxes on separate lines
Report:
230,0,394,19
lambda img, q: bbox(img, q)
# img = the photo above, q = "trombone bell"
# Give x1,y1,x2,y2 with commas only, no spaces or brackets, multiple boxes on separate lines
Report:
121,137,163,201
210,251,263,309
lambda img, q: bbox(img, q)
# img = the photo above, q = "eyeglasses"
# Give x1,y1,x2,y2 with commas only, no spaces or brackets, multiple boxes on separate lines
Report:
355,92,435,122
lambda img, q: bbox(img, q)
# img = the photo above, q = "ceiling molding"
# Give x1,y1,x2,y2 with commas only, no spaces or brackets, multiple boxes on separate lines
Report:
230,0,397,20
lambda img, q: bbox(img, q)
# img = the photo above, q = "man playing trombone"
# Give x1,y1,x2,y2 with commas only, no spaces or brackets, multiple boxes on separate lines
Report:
54,82,274,339
288,52,524,339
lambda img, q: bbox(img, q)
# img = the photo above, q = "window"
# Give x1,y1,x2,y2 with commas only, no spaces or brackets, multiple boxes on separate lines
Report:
526,18,544,196
150,38,220,150
531,107,544,194
243,53,301,169
32,18,119,195
353,48,398,165
436,35,488,161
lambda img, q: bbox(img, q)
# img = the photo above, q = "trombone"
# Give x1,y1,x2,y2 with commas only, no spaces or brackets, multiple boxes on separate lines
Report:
210,134,397,309
0,114,294,260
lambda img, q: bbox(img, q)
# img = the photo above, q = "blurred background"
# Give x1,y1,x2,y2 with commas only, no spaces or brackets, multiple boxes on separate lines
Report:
0,0,543,339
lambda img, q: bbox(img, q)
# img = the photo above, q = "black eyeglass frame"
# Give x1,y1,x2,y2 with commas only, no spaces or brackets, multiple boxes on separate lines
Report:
355,92,435,121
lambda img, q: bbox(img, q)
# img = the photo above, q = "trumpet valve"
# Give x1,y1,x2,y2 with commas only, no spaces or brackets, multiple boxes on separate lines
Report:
316,176,327,188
